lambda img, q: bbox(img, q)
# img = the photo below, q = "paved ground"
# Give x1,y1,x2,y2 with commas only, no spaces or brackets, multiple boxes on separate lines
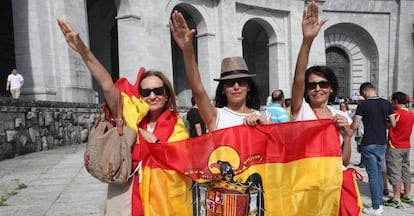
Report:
0,144,107,215
0,132,413,215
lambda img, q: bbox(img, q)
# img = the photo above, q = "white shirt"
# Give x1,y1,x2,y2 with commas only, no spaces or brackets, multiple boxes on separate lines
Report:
215,107,271,130
7,73,24,90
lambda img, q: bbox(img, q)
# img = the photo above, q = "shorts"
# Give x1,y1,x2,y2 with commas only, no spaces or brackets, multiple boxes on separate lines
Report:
385,148,411,185
11,88,21,99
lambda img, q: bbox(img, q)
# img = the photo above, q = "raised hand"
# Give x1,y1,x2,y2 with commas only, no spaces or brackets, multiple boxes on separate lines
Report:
169,11,196,52
57,17,88,54
302,1,328,41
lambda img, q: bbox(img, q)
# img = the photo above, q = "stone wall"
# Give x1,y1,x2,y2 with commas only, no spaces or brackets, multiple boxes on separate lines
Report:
0,98,102,161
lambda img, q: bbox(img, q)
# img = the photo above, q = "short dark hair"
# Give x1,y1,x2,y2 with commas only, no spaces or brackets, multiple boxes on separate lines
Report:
391,91,406,104
191,97,196,106
284,98,291,107
214,77,261,110
304,65,338,103
359,82,375,95
272,90,284,102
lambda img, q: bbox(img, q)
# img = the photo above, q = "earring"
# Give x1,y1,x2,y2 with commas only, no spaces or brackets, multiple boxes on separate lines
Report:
222,91,225,94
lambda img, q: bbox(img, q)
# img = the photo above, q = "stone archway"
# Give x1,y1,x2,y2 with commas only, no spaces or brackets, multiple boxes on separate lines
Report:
324,23,379,96
242,20,269,104
170,6,198,107
87,0,118,102
326,47,350,98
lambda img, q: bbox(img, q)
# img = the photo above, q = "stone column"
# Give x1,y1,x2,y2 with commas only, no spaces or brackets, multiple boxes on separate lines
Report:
12,0,96,102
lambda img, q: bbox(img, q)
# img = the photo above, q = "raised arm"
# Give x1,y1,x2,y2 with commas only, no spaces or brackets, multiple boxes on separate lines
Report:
170,11,217,131
291,2,327,119
57,18,119,114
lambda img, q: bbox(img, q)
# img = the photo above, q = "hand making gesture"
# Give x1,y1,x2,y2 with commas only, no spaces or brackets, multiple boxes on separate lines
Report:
302,1,328,41
169,11,196,52
57,18,88,54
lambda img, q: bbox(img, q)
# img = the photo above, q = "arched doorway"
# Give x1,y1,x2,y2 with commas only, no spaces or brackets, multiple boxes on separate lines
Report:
170,6,197,108
326,47,350,98
242,20,269,104
0,0,15,97
87,0,118,102
325,24,379,97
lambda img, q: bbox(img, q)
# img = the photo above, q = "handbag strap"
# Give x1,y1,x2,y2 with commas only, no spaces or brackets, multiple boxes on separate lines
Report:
114,91,124,136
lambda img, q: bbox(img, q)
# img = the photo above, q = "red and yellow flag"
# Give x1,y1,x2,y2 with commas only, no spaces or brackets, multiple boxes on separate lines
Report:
145,119,343,215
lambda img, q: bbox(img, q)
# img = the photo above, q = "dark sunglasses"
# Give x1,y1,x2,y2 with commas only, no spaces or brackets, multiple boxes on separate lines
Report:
223,78,249,87
306,81,330,90
139,86,165,97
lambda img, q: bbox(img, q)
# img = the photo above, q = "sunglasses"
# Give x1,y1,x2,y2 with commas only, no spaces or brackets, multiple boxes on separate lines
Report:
223,78,249,87
139,86,165,97
306,81,330,90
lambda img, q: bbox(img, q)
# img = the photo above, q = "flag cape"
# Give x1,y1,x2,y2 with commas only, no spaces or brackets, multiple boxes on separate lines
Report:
114,68,191,215
146,119,343,215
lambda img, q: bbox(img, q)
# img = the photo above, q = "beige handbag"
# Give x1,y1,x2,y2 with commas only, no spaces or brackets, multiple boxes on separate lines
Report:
84,92,136,185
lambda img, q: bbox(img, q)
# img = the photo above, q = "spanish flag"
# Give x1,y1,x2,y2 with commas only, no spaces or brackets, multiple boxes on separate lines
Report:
146,119,343,215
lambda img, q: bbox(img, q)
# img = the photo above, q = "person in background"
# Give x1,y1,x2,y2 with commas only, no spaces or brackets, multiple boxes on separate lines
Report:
290,2,352,167
6,67,24,99
266,95,272,107
350,82,396,215
339,101,354,120
284,98,292,120
352,92,359,104
266,89,289,123
187,97,207,137
383,91,414,208
354,96,365,168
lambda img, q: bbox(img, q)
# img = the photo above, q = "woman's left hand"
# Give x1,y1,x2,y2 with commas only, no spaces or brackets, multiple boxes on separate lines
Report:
138,128,160,143
243,114,267,126
333,114,352,137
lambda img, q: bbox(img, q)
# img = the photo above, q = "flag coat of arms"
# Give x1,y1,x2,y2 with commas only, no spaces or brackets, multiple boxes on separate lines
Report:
144,119,343,215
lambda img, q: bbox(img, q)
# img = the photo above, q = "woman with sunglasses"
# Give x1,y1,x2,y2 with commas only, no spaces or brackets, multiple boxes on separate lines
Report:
170,11,271,132
291,2,352,166
57,18,190,216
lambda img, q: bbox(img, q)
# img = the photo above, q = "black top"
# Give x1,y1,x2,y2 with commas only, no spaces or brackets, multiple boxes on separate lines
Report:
186,108,207,137
355,97,394,145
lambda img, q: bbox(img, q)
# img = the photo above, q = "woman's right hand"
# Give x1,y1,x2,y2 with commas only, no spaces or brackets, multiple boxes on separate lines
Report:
57,18,88,54
301,1,328,41
170,11,196,52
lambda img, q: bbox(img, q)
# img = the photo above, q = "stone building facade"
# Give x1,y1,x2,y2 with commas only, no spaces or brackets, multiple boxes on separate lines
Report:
1,0,413,106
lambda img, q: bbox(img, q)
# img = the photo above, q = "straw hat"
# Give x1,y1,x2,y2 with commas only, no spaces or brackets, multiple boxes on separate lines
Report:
213,56,256,81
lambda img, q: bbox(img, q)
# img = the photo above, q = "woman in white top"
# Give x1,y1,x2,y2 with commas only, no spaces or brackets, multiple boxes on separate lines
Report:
291,2,352,166
170,11,272,131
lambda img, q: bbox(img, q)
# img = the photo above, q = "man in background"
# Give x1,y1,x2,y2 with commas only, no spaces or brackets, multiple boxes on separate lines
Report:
383,91,414,208
6,67,24,99
351,82,396,215
266,89,289,123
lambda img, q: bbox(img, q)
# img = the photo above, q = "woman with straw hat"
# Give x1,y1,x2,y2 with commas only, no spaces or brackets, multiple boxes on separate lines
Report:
170,11,271,131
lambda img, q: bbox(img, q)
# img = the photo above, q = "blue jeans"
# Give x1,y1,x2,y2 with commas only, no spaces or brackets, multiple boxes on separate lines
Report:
362,144,386,209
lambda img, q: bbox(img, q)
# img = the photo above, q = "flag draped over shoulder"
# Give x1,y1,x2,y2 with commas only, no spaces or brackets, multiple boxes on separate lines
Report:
146,119,343,215
113,67,192,216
